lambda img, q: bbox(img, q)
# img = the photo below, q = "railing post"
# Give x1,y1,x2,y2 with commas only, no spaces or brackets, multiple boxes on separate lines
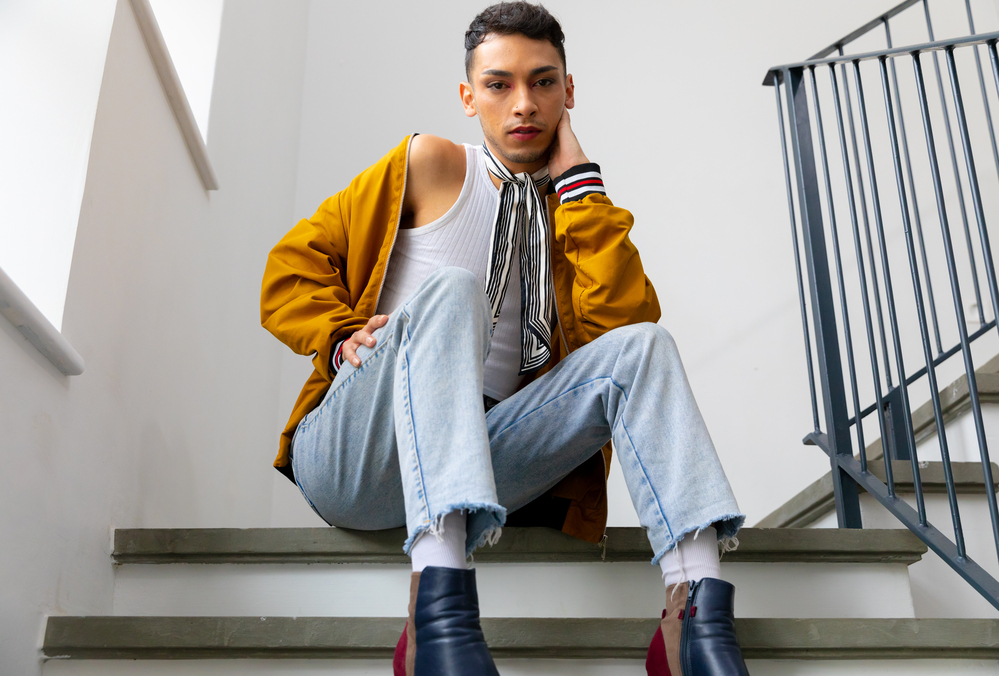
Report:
884,387,913,462
783,67,863,528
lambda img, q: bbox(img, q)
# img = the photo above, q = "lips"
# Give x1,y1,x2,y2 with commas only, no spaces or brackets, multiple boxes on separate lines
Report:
509,126,541,141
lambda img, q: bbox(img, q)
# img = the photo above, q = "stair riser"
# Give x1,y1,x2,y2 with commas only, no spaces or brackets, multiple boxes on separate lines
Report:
113,561,915,619
40,658,999,675
812,493,999,618
912,405,999,465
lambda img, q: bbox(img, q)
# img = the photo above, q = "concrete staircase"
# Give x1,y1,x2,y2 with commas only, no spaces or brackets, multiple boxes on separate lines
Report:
40,525,999,674
40,363,999,673
758,363,999,620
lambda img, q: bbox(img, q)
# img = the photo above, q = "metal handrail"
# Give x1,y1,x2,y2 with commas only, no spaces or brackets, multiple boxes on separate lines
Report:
764,31,999,85
766,0,999,610
808,0,922,60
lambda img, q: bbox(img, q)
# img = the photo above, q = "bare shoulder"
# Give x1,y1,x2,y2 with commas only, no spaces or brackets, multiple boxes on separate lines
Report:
402,135,466,221
408,134,465,184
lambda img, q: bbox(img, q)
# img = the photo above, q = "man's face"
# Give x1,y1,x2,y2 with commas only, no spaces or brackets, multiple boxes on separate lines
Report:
460,33,574,174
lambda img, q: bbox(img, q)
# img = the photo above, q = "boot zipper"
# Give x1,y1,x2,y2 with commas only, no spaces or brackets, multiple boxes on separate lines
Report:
680,579,700,675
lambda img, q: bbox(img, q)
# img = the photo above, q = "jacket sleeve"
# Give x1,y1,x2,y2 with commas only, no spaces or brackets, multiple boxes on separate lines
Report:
260,192,368,382
552,193,661,343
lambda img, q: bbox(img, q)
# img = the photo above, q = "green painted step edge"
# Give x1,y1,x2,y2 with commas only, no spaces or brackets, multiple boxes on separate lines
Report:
757,359,999,530
112,526,926,565
757,460,999,529
43,616,999,660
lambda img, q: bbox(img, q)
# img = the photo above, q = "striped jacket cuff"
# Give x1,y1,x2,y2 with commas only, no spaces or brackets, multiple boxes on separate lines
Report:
331,339,346,374
554,163,605,204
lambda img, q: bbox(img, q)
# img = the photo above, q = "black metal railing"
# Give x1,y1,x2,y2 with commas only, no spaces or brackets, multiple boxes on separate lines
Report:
766,0,999,610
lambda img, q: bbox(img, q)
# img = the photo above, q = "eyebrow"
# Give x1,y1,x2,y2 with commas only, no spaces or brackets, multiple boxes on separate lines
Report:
480,65,559,78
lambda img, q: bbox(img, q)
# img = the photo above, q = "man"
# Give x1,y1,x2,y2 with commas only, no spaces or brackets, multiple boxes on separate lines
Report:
261,3,748,675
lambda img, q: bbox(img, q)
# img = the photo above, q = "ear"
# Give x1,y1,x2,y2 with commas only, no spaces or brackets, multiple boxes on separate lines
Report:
460,81,477,118
564,73,575,110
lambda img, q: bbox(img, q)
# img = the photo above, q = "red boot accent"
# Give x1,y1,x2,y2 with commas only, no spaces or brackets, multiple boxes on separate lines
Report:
645,611,672,676
392,623,407,676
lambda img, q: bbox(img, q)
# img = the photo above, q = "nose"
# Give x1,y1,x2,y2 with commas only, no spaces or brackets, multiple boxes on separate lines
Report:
512,85,539,117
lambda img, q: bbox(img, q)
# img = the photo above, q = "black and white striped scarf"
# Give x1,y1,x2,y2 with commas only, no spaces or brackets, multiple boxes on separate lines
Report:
481,144,555,374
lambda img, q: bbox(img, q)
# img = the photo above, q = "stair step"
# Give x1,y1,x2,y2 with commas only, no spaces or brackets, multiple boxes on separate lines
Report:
756,462,998,529
42,616,999,660
759,358,999,530
113,526,927,565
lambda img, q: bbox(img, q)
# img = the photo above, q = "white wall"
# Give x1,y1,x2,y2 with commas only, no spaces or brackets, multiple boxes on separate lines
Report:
0,0,311,673
0,0,117,330
286,0,984,528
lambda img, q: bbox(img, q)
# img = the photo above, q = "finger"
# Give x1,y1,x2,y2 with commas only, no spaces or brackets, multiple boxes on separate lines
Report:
342,341,360,367
362,315,389,347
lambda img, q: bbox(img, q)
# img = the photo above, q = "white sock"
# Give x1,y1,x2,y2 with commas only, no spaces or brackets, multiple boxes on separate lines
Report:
659,526,721,588
409,510,468,572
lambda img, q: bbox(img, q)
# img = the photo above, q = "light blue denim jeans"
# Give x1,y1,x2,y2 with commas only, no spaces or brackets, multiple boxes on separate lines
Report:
291,267,744,563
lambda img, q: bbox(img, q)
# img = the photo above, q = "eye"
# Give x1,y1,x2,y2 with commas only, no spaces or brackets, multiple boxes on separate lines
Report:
535,78,555,87
486,81,508,90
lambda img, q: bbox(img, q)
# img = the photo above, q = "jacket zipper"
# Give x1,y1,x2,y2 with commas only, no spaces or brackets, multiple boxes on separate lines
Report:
373,134,416,310
680,579,699,675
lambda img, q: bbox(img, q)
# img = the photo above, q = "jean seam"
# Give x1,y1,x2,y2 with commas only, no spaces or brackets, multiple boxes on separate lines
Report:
296,339,392,435
400,307,432,526
491,375,626,440
291,453,333,527
619,416,673,541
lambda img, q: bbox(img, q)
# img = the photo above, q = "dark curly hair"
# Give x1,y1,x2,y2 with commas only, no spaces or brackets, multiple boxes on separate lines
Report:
464,2,566,80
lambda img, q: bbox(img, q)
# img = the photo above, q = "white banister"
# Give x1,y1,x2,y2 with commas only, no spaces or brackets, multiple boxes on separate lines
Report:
129,0,219,191
0,266,84,376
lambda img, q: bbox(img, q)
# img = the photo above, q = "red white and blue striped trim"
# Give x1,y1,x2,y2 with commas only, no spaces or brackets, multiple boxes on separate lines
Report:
554,163,605,204
331,339,346,374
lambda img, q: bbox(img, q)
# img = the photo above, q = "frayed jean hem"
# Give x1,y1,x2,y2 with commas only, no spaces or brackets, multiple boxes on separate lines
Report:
649,511,746,566
402,501,508,558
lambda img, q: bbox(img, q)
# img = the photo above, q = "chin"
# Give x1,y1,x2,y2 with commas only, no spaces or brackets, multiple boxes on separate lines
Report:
502,148,546,165
497,138,551,166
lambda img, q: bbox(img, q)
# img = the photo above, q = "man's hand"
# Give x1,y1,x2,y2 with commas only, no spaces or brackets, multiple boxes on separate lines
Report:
547,109,589,180
342,314,389,368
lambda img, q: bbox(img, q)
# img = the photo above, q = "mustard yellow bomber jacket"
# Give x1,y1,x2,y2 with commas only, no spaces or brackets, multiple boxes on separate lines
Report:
260,135,660,543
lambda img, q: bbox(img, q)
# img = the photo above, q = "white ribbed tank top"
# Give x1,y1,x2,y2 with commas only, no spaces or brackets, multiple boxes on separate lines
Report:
375,143,525,400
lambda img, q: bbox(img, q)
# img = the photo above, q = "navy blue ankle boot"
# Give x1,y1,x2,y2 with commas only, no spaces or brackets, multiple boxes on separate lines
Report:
413,566,499,676
646,577,749,675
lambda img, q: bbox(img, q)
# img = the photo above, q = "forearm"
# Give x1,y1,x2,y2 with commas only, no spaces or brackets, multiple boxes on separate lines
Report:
554,177,661,340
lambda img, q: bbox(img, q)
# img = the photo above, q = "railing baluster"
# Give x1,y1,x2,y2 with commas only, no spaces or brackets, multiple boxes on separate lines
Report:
809,65,867,470
783,66,863,529
881,52,940,526
885,19,944,355
831,62,893,474
965,3,999,285
924,0,987,328
852,59,903,498
982,42,999,325
840,47,895,391
912,51,970,558
775,77,821,434
944,47,999,563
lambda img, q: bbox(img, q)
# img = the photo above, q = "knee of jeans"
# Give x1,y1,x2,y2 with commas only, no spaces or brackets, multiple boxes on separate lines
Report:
423,267,489,315
624,322,677,356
